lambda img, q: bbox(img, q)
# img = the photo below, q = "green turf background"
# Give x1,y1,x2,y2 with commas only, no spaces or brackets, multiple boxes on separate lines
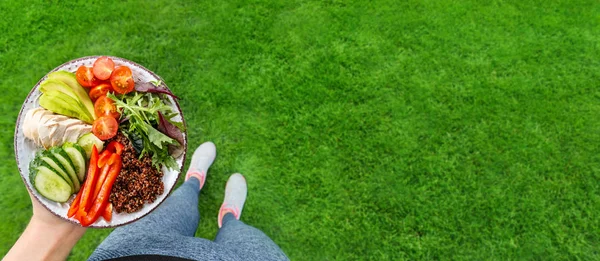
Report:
2,0,600,260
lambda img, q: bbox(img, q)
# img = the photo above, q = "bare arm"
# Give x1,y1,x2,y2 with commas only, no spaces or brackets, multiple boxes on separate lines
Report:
3,193,86,261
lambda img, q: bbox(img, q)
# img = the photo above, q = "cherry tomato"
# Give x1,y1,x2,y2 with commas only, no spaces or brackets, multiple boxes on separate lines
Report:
94,95,120,119
93,56,115,81
89,83,113,102
95,80,112,87
110,66,135,94
92,116,119,140
76,66,100,87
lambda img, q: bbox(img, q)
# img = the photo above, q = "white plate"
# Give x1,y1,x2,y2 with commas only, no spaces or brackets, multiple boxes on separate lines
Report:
14,56,187,228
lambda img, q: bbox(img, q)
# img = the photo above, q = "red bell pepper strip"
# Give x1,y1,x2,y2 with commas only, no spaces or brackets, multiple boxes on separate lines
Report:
106,141,124,155
97,150,111,168
75,208,86,222
93,162,111,202
80,155,122,227
67,189,83,218
107,153,119,166
102,203,113,222
79,145,99,213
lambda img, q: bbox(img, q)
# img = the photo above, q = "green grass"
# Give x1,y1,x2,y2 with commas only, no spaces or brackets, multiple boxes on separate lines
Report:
2,0,600,260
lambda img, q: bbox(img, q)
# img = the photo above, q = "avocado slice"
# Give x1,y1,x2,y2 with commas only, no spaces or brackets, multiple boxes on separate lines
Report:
47,71,97,120
39,80,93,121
39,90,94,124
40,80,79,100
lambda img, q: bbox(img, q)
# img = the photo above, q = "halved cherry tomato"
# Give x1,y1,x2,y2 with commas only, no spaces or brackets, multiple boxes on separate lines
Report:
76,66,100,87
94,96,120,119
110,66,135,94
92,116,119,140
93,56,115,80
89,83,113,102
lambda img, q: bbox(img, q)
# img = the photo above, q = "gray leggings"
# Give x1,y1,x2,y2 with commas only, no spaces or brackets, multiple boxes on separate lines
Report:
88,178,288,261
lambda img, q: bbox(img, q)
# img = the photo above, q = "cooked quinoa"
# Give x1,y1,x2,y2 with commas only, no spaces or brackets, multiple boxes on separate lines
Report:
109,133,164,213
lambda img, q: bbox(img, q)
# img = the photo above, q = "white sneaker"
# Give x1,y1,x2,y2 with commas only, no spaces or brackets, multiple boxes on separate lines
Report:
218,173,247,228
185,141,216,189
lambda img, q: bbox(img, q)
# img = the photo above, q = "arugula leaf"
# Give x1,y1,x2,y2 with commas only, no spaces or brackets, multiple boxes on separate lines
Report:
108,92,182,170
152,148,178,170
161,110,186,131
146,122,175,149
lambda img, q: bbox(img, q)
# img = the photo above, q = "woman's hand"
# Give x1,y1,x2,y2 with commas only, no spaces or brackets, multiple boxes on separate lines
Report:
29,189,87,230
4,190,87,261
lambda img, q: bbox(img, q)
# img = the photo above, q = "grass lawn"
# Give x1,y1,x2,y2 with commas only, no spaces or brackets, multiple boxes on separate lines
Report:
2,0,600,260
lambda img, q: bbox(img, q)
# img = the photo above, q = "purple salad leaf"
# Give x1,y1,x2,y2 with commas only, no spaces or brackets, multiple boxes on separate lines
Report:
157,111,185,158
135,81,180,99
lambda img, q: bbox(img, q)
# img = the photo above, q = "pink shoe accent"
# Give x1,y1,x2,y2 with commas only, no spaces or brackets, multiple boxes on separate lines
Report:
218,203,240,228
185,170,206,189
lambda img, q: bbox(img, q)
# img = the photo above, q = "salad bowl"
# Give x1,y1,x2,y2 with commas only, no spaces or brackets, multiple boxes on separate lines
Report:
14,56,187,228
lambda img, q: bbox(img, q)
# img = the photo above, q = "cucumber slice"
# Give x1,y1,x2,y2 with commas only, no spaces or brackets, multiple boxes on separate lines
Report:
62,142,87,182
77,133,104,159
49,147,81,192
39,151,74,193
29,152,44,170
30,165,72,202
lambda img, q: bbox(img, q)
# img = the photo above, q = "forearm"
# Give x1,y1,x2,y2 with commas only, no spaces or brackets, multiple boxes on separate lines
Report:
4,216,86,261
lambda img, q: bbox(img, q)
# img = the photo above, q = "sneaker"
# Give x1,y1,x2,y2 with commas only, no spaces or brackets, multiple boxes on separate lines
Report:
185,141,216,190
218,173,247,228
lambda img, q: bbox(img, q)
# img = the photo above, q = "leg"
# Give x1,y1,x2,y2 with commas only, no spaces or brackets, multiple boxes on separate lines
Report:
90,142,217,259
214,174,289,261
96,178,200,249
89,231,241,261
215,213,289,261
